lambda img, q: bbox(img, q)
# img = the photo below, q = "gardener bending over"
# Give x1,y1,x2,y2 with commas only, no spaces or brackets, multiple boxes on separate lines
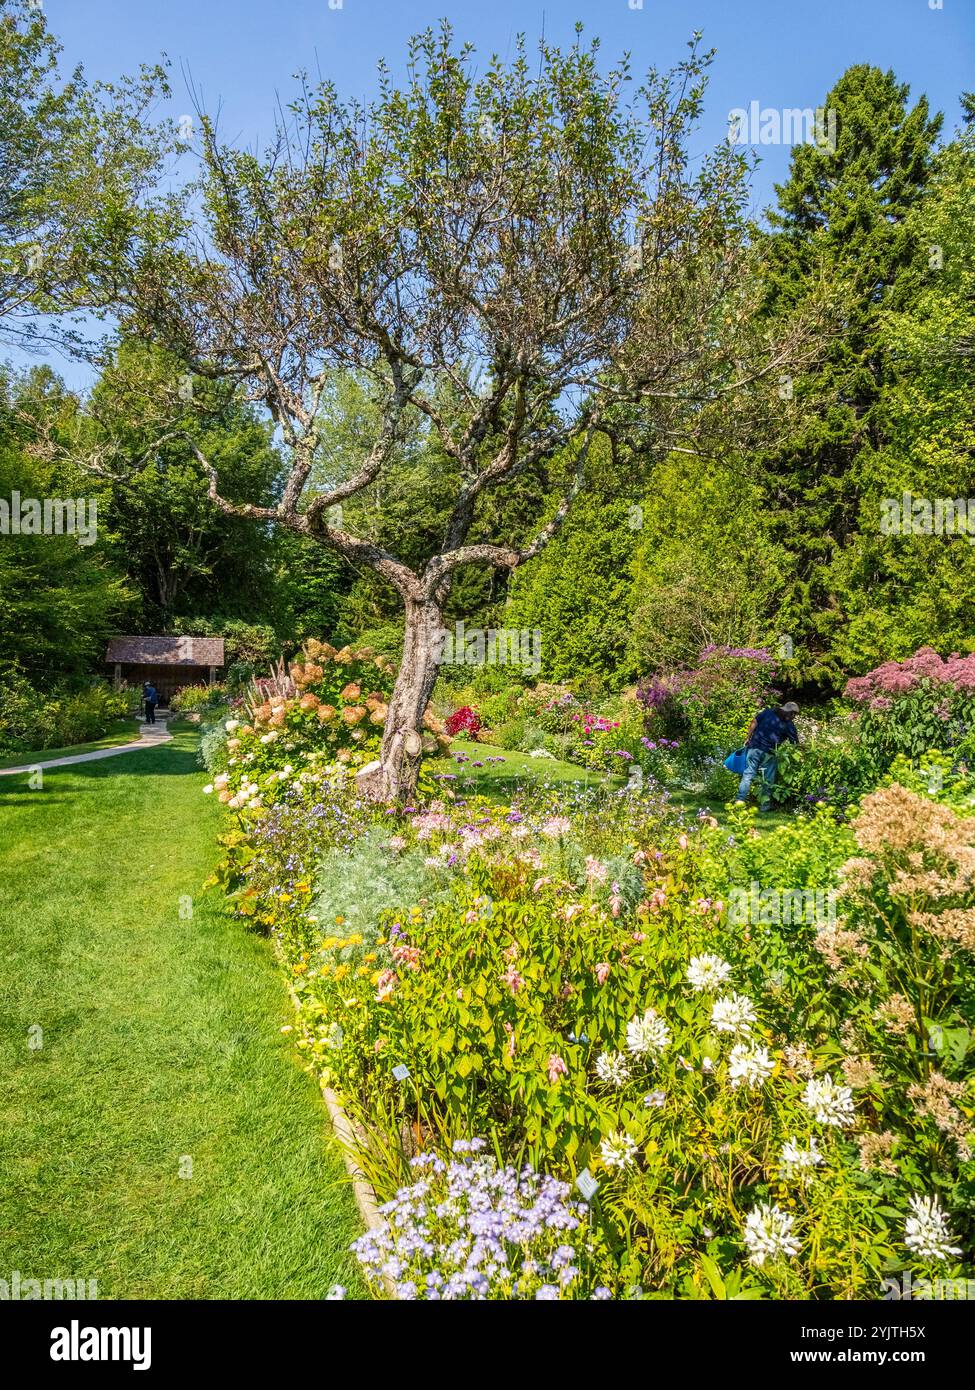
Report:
735,701,799,812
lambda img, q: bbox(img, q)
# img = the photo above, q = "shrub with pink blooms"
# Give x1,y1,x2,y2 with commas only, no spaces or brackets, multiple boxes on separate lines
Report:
844,647,975,768
638,645,781,761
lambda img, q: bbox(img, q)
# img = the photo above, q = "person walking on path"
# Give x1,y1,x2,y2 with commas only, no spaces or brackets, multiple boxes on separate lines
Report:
735,701,799,811
143,683,159,726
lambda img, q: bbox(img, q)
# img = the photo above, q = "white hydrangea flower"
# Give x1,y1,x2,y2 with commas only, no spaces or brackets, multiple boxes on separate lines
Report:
687,953,732,992
711,992,757,1036
904,1194,962,1261
727,1043,774,1089
595,1051,631,1088
743,1202,801,1267
625,1008,671,1057
225,719,240,732
202,784,214,795
803,1074,855,1128
600,1131,638,1170
779,1136,823,1182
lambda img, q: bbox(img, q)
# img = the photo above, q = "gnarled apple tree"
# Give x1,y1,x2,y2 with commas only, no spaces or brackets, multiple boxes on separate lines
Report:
100,26,818,799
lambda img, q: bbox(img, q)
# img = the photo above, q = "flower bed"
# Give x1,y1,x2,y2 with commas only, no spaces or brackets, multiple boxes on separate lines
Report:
212,755,975,1298
201,638,449,810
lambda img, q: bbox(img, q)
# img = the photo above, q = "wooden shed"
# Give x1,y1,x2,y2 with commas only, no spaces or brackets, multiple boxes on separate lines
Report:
106,636,225,706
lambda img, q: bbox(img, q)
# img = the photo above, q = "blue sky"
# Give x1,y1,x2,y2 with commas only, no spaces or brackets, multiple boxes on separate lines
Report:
20,0,975,388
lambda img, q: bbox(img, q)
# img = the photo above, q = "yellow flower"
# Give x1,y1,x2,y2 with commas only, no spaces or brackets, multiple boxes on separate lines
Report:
364,952,377,963
333,964,350,981
292,963,307,975
279,893,293,904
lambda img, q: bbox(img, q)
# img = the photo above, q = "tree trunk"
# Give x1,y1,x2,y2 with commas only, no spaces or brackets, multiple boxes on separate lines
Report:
376,595,444,801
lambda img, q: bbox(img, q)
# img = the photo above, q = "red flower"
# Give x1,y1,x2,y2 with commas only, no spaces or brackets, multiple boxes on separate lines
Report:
445,706,482,736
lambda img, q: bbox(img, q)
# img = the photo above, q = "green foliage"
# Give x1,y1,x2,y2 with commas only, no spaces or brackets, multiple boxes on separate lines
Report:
0,672,130,751
0,369,133,686
506,456,640,687
628,453,789,674
169,682,226,715
772,711,873,811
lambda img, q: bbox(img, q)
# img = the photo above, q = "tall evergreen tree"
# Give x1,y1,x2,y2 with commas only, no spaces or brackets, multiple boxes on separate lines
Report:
759,66,942,685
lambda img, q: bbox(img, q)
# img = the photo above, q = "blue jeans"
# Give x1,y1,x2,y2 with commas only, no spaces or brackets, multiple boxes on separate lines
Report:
736,747,776,810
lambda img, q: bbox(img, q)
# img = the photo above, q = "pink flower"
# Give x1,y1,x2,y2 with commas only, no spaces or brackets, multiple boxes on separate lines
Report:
542,816,572,838
547,1054,568,1084
375,970,397,1002
585,856,608,883
595,961,611,985
502,966,524,994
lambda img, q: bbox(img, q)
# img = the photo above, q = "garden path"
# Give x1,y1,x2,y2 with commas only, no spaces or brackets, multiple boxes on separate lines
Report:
0,723,171,776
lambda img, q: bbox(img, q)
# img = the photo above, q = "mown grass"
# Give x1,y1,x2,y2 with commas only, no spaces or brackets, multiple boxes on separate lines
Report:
433,738,625,795
0,728,365,1299
435,739,794,831
0,721,138,770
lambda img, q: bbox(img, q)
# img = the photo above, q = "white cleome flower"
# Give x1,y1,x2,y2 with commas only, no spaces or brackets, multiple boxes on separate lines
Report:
711,992,757,1036
779,1136,823,1182
727,1043,774,1089
595,1051,631,1088
904,1194,962,1262
802,1074,855,1128
626,1008,671,1057
743,1202,801,1267
600,1131,638,1170
644,1089,666,1108
687,953,732,992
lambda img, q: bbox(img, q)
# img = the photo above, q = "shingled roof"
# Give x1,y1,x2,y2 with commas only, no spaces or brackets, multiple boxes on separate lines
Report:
106,636,225,666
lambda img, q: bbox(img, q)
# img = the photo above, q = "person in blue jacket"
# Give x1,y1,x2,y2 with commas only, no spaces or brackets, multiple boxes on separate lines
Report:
143,683,159,725
735,701,799,811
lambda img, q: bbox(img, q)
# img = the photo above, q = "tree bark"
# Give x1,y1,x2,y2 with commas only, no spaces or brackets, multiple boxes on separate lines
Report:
377,595,444,801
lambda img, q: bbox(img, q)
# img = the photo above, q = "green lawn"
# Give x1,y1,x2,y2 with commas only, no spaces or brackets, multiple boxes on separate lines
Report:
438,740,794,831
0,721,138,769
433,739,625,794
0,728,365,1299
